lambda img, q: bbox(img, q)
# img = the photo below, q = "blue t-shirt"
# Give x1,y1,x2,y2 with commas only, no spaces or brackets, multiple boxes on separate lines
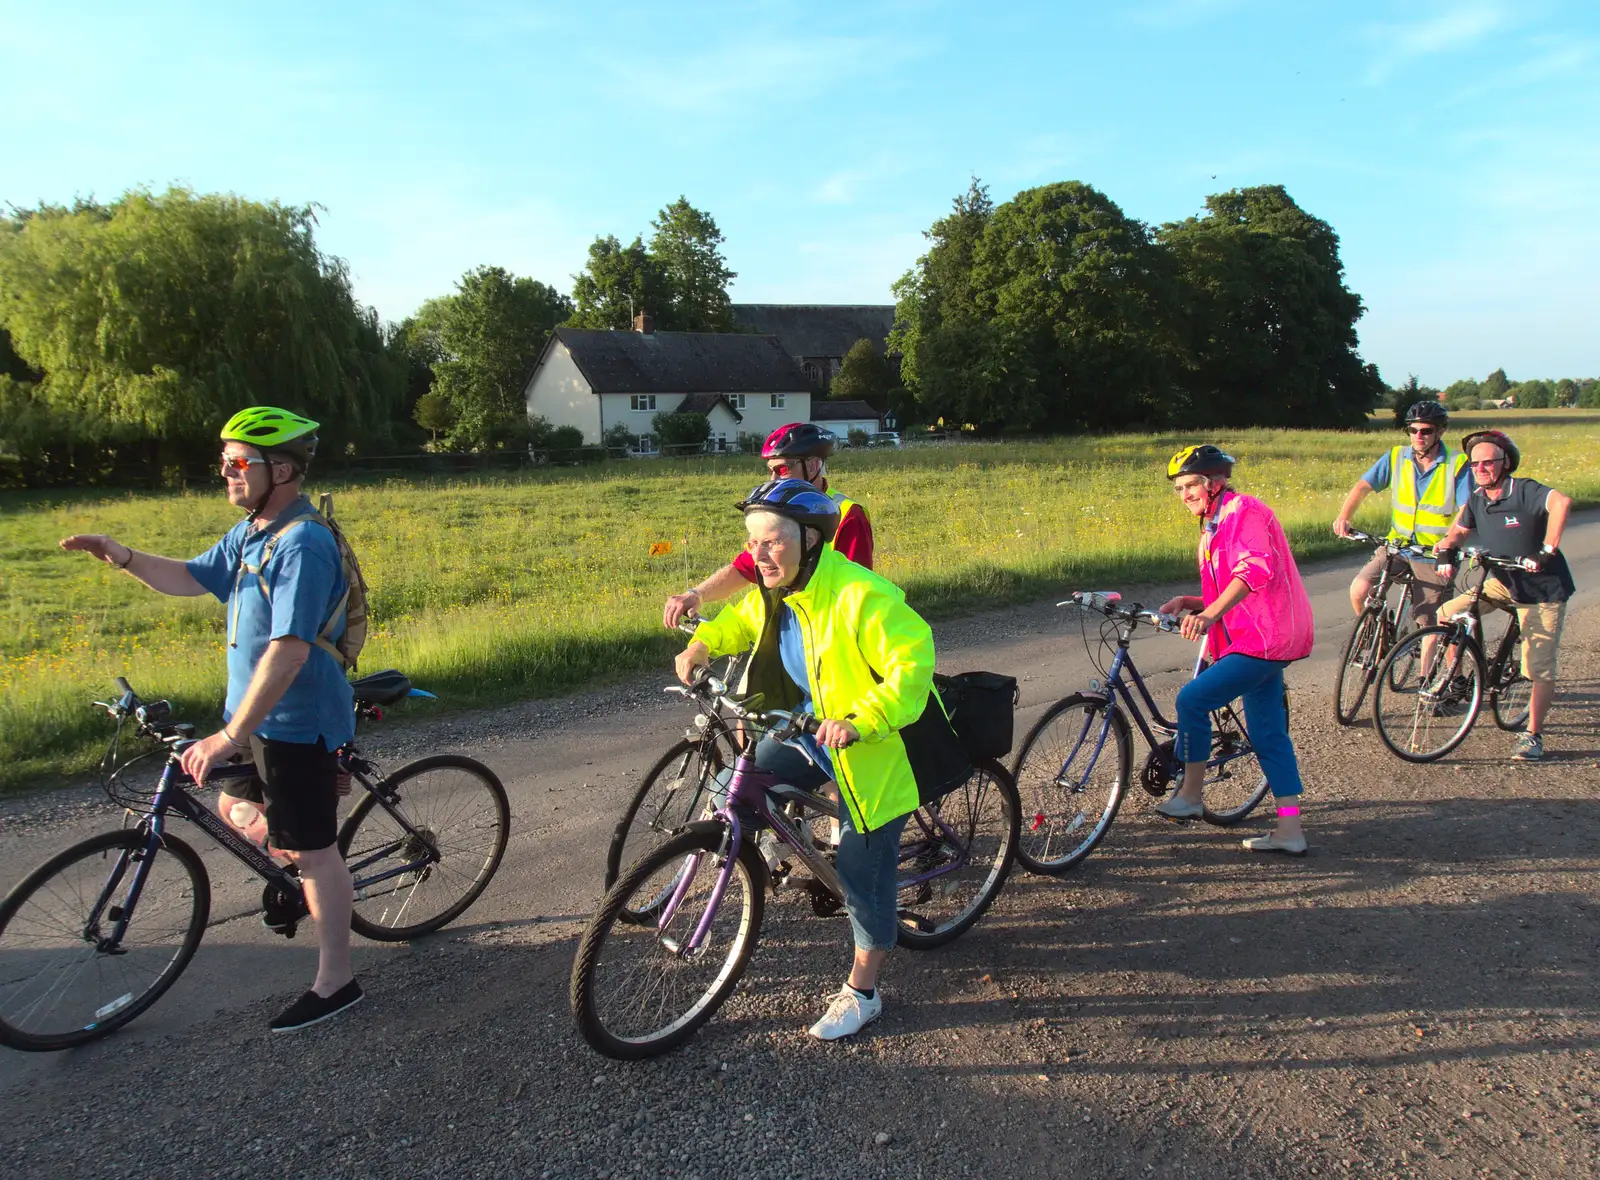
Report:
1362,447,1471,506
777,604,833,777
187,500,355,748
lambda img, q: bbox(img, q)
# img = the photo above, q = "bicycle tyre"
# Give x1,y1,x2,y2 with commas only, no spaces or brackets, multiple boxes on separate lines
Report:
604,734,737,896
339,754,510,942
1373,625,1484,762
894,758,1020,950
0,830,210,1052
571,824,765,1060
1491,618,1531,731
1011,694,1130,875
1334,608,1383,725
1199,699,1276,827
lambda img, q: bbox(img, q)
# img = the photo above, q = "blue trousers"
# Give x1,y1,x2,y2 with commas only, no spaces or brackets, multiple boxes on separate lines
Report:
1173,653,1304,799
752,737,908,951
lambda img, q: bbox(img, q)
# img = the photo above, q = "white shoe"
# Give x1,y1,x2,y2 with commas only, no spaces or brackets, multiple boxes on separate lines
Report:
1155,795,1205,820
807,986,882,1041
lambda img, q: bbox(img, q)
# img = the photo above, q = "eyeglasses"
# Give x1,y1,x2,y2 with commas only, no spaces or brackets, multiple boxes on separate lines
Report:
219,454,267,474
1172,479,1207,494
1407,426,1438,436
1469,458,1504,469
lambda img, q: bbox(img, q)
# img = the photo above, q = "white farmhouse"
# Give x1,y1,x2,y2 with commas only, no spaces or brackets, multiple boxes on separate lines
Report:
523,313,812,455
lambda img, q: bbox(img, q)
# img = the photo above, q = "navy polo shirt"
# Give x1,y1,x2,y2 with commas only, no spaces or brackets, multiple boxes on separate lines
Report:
1458,477,1575,604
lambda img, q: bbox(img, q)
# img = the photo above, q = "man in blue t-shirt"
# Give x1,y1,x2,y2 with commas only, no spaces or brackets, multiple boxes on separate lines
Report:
60,407,362,1032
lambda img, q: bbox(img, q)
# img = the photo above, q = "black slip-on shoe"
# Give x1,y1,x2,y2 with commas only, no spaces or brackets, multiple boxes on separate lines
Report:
270,980,363,1032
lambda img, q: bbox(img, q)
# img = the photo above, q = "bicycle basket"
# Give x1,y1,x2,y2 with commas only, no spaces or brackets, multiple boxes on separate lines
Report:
933,671,1019,760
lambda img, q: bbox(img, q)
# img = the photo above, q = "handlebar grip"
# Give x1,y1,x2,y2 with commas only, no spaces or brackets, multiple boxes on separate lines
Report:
115,677,134,699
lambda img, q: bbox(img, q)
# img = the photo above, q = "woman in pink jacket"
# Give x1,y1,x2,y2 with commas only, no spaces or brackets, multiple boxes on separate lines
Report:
1156,444,1315,855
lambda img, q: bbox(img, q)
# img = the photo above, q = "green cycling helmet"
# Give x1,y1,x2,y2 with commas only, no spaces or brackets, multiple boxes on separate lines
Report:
220,406,319,464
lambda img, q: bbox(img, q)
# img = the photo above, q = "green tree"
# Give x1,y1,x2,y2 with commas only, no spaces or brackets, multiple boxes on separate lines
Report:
649,197,736,331
1510,379,1551,409
1482,368,1511,400
568,235,671,330
830,338,892,402
894,179,1176,431
1578,379,1600,408
424,265,572,450
1554,377,1578,406
0,188,403,466
412,390,457,443
1159,185,1382,428
651,409,711,450
1388,374,1441,425
569,198,737,332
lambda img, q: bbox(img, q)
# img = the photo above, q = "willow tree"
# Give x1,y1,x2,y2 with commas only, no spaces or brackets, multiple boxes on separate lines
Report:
0,188,403,470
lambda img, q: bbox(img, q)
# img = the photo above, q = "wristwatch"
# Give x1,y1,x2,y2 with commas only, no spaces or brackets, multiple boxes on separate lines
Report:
1541,543,1557,555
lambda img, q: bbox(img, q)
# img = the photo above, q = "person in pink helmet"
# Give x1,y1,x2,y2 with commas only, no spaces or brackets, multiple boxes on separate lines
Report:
662,422,874,628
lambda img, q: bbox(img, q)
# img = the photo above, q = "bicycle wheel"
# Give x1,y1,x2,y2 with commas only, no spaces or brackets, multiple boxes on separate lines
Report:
1373,625,1484,762
571,825,765,1060
339,755,510,942
1492,618,1531,731
1011,694,1130,875
895,758,1020,950
1200,702,1274,826
605,733,737,896
0,830,209,1052
1334,608,1383,725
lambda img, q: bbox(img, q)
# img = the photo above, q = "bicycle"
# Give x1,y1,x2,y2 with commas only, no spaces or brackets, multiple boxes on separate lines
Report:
1009,591,1275,876
1371,551,1534,762
1333,529,1439,725
0,671,511,1053
571,674,1020,1059
603,619,746,899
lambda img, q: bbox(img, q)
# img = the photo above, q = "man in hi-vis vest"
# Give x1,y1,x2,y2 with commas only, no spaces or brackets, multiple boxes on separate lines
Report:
1332,399,1470,627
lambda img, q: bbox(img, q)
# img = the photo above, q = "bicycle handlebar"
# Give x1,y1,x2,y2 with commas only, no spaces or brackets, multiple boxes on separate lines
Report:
1059,590,1181,634
1339,529,1435,563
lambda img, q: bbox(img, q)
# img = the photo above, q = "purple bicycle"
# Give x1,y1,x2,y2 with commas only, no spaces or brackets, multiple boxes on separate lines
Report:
570,674,1019,1059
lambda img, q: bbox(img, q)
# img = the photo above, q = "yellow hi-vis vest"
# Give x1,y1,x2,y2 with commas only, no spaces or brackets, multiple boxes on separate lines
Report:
1387,445,1468,548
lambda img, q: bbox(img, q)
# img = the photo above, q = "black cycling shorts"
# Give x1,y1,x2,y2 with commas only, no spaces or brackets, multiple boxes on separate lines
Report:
228,737,340,852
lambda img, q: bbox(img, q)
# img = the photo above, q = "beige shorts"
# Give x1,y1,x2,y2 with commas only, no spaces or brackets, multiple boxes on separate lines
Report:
1357,549,1451,625
1438,577,1566,684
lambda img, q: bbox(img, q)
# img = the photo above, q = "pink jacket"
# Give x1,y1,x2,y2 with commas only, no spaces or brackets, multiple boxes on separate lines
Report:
1199,491,1315,663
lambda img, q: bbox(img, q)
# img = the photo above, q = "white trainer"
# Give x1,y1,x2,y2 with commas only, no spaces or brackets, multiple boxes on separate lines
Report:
807,986,882,1041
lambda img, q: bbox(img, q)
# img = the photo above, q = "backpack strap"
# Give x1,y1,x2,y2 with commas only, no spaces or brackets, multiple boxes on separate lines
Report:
227,504,348,662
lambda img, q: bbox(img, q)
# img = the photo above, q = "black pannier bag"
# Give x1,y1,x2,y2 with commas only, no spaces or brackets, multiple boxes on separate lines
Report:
933,671,1019,761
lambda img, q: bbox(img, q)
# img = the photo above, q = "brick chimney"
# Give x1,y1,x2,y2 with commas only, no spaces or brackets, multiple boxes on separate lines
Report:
633,310,654,334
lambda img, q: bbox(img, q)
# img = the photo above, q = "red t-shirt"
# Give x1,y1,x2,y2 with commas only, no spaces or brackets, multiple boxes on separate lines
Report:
732,498,873,581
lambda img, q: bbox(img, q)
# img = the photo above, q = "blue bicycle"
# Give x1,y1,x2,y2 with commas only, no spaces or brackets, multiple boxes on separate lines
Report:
1010,591,1274,875
0,672,509,1052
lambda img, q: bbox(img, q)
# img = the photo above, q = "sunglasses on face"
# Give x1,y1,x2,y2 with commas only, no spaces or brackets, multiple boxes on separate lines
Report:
1408,426,1437,436
1469,458,1504,469
219,454,268,474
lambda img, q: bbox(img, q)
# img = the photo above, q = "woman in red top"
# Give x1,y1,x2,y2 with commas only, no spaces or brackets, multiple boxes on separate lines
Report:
662,423,874,628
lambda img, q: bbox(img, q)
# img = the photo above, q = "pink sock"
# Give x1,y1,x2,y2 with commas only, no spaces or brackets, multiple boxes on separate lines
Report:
1276,805,1300,818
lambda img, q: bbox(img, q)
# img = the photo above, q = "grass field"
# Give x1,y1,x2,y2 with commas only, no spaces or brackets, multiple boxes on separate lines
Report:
4,409,1597,790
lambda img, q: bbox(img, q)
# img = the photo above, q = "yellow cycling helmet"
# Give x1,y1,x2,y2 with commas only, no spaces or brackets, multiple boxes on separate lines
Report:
1166,443,1235,480
220,406,319,464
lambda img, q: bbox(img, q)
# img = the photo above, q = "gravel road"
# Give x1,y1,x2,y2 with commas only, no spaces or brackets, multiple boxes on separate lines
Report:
3,519,1599,1179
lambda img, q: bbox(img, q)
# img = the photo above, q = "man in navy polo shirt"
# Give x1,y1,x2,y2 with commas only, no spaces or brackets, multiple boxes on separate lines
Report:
61,407,362,1031
1434,429,1574,762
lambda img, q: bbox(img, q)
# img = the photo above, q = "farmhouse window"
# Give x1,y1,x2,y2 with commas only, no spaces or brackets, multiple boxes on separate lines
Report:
770,393,786,409
731,394,746,409
631,394,657,412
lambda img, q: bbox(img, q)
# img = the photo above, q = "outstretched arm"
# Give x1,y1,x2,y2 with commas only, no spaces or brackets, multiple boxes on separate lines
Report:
663,562,750,628
60,535,206,597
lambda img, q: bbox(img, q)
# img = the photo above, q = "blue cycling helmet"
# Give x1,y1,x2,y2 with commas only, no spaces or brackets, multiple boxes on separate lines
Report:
737,478,840,544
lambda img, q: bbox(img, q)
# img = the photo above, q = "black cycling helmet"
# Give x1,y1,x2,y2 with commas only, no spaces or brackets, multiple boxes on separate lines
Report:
762,422,835,461
1460,429,1520,474
1404,400,1449,428
737,478,841,542
1166,443,1236,480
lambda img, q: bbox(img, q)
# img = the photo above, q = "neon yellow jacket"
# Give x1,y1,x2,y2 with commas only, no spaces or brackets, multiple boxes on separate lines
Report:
692,548,938,833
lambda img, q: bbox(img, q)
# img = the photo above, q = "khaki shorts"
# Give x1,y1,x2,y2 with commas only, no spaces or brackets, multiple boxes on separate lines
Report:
1357,549,1451,626
1439,577,1566,684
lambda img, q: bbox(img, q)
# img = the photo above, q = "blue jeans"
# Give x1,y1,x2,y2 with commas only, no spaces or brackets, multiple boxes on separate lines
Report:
1173,654,1303,800
751,737,908,952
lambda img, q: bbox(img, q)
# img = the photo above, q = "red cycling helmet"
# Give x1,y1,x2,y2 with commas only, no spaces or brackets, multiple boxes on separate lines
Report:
1460,429,1520,473
762,422,835,460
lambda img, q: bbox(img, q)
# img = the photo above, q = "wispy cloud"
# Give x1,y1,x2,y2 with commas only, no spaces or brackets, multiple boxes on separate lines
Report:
1364,1,1507,84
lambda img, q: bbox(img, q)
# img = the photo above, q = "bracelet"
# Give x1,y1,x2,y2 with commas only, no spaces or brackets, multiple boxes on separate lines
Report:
113,547,134,569
221,730,248,749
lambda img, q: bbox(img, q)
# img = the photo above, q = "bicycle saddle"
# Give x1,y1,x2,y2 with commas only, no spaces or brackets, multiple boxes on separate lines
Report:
350,669,413,707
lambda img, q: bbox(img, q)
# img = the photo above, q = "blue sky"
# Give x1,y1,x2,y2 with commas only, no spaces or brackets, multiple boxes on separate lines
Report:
2,1,1595,386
